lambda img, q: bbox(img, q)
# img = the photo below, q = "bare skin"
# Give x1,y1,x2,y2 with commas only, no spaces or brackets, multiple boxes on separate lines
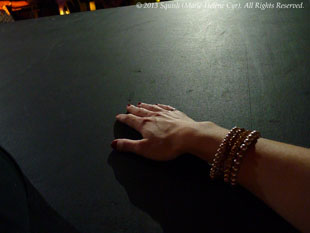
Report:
113,102,310,233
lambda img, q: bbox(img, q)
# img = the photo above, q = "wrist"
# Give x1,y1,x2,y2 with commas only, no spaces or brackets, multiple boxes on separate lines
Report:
186,121,229,164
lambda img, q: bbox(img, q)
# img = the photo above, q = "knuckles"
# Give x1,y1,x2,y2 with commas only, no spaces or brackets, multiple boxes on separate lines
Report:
141,117,152,125
152,112,163,117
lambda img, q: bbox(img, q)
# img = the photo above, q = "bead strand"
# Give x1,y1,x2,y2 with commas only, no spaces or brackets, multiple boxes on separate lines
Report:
223,130,250,183
230,130,261,186
209,127,239,179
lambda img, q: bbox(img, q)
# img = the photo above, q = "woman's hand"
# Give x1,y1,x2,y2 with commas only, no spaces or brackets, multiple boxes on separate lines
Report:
114,103,310,233
112,102,200,161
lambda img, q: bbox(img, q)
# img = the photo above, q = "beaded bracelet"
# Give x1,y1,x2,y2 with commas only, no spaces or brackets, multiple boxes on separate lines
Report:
209,127,240,179
220,128,245,176
223,130,250,183
216,127,244,176
209,126,261,186
229,130,261,186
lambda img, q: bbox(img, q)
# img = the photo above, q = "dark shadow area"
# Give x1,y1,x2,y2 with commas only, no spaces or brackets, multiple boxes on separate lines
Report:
25,177,81,233
0,146,80,233
109,120,300,233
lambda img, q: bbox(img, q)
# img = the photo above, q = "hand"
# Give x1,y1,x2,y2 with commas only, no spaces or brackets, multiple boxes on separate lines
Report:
112,102,199,161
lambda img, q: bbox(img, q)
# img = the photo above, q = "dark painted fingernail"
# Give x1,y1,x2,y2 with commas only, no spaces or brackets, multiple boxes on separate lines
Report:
137,102,141,105
111,140,118,150
127,104,131,107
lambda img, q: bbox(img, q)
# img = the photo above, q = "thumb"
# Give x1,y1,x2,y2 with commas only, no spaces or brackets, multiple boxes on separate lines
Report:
111,138,148,155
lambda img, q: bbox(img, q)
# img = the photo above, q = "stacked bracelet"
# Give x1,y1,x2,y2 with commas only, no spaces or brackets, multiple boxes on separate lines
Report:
223,130,250,183
210,127,261,186
209,127,239,179
230,130,261,186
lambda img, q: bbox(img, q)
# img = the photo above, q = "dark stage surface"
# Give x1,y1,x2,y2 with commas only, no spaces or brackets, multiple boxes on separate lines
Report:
0,0,309,232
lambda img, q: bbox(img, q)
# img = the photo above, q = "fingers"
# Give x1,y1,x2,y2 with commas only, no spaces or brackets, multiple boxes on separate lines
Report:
111,138,148,155
137,102,176,112
156,103,176,111
126,104,154,117
116,113,143,132
137,102,162,112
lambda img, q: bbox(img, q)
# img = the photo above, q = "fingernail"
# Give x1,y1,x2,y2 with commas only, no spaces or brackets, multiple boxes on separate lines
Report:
127,104,131,107
111,140,118,150
137,102,141,105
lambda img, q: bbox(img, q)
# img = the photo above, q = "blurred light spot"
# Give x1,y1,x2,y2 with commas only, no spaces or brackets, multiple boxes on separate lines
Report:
59,5,64,15
89,1,96,11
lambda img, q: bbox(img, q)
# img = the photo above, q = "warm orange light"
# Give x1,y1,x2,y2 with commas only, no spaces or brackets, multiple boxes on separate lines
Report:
0,1,29,8
12,7,22,11
59,5,64,15
58,3,70,15
89,1,96,11
2,5,10,15
1,1,29,13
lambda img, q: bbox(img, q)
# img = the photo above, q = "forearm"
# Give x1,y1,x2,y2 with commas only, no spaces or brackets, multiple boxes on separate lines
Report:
239,138,310,233
188,121,310,233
